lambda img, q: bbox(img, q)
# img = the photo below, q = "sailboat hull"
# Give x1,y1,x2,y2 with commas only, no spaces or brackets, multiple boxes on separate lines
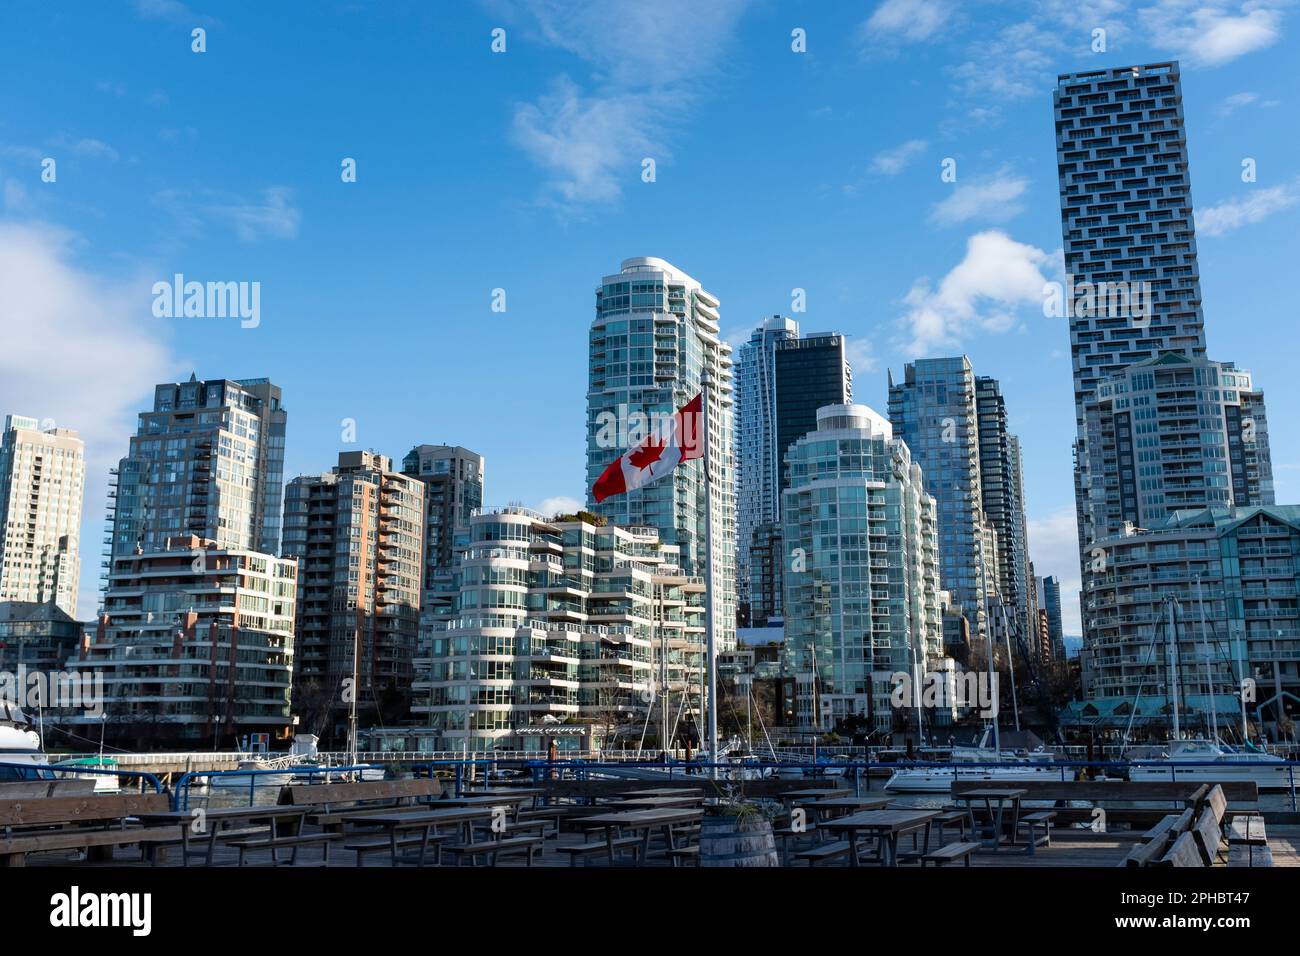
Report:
1128,761,1294,790
884,765,1063,794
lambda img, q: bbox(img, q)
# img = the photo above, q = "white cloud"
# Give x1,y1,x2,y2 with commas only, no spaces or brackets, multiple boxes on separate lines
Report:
1027,506,1083,636
862,0,951,44
896,230,1052,356
870,139,928,176
1196,180,1300,236
512,78,664,206
535,495,583,517
70,138,120,162
495,0,753,208
1140,0,1285,67
154,186,301,241
0,222,182,617
929,172,1028,226
845,337,878,375
1217,91,1259,116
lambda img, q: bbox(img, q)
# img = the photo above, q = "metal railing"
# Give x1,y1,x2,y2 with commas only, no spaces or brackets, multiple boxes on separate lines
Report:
0,760,162,793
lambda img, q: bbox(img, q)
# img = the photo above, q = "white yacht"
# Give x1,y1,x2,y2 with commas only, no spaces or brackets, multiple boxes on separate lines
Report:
884,729,1063,793
0,700,51,782
1128,737,1292,790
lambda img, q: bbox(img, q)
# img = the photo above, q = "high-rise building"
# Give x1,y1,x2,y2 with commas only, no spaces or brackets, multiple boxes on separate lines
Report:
1073,505,1300,738
586,257,735,651
69,535,297,747
0,415,85,615
974,378,1034,647
282,451,424,740
735,317,851,624
1054,63,1277,667
108,376,287,561
1037,574,1064,660
0,600,83,673
1081,354,1273,533
400,445,484,615
781,404,944,733
888,357,995,640
412,508,706,752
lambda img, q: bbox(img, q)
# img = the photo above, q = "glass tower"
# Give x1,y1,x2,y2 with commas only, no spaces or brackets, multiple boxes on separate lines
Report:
586,257,736,651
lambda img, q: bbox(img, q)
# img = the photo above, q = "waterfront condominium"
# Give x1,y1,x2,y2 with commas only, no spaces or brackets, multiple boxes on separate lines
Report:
735,316,851,626
0,415,85,616
1053,63,1273,554
107,376,288,560
1064,505,1300,739
781,404,944,733
586,257,736,651
282,451,424,741
69,535,297,748
412,507,706,752
888,357,997,641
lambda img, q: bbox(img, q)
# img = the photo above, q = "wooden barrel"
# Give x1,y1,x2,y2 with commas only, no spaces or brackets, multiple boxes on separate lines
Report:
699,814,778,867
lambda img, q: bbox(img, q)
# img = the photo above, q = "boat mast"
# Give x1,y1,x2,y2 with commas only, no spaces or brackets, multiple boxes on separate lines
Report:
701,373,719,775
1194,577,1219,741
1002,603,1021,733
1167,599,1180,741
986,611,999,753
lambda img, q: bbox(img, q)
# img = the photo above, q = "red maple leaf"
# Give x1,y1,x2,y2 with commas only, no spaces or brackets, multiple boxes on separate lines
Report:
627,437,667,470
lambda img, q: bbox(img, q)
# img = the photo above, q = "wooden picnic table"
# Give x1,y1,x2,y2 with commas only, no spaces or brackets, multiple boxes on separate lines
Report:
608,795,704,810
822,809,940,867
436,793,536,819
951,787,1031,854
614,787,705,798
800,801,894,822
136,805,310,866
342,806,496,866
577,807,705,865
779,788,843,801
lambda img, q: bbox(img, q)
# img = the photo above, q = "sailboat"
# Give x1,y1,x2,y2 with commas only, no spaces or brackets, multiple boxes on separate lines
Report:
1126,591,1290,790
0,699,50,782
885,619,1061,793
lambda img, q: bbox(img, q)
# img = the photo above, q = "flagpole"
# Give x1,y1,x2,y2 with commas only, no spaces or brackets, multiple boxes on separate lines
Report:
701,373,718,777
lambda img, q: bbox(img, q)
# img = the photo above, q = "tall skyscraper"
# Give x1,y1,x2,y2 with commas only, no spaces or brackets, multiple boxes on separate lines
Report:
888,357,995,640
401,444,484,615
975,378,1034,646
1037,574,1064,660
282,451,424,740
1054,63,1273,548
108,376,287,561
0,415,85,615
586,257,736,650
735,317,851,625
781,404,943,733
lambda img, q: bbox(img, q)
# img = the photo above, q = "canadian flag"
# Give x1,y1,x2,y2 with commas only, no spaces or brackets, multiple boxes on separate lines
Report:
592,393,705,503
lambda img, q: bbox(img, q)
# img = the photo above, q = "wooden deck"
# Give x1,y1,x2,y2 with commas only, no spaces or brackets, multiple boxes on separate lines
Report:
21,824,1299,868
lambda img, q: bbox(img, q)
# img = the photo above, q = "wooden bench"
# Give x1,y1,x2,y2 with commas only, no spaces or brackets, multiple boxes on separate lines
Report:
279,779,443,832
1016,810,1056,847
442,835,542,867
1228,843,1274,868
1227,815,1267,846
1190,806,1226,866
933,810,969,841
921,841,981,868
1157,831,1205,867
342,832,453,866
952,779,1259,828
0,779,99,798
795,839,855,866
555,836,642,866
667,845,700,867
0,792,180,867
1122,809,1193,867
229,831,342,866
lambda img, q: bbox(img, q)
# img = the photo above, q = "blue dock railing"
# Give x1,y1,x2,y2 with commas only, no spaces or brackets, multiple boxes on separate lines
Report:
0,759,162,793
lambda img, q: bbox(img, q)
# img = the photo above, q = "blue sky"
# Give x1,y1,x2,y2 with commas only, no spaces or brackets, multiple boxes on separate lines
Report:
2,1,1298,633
